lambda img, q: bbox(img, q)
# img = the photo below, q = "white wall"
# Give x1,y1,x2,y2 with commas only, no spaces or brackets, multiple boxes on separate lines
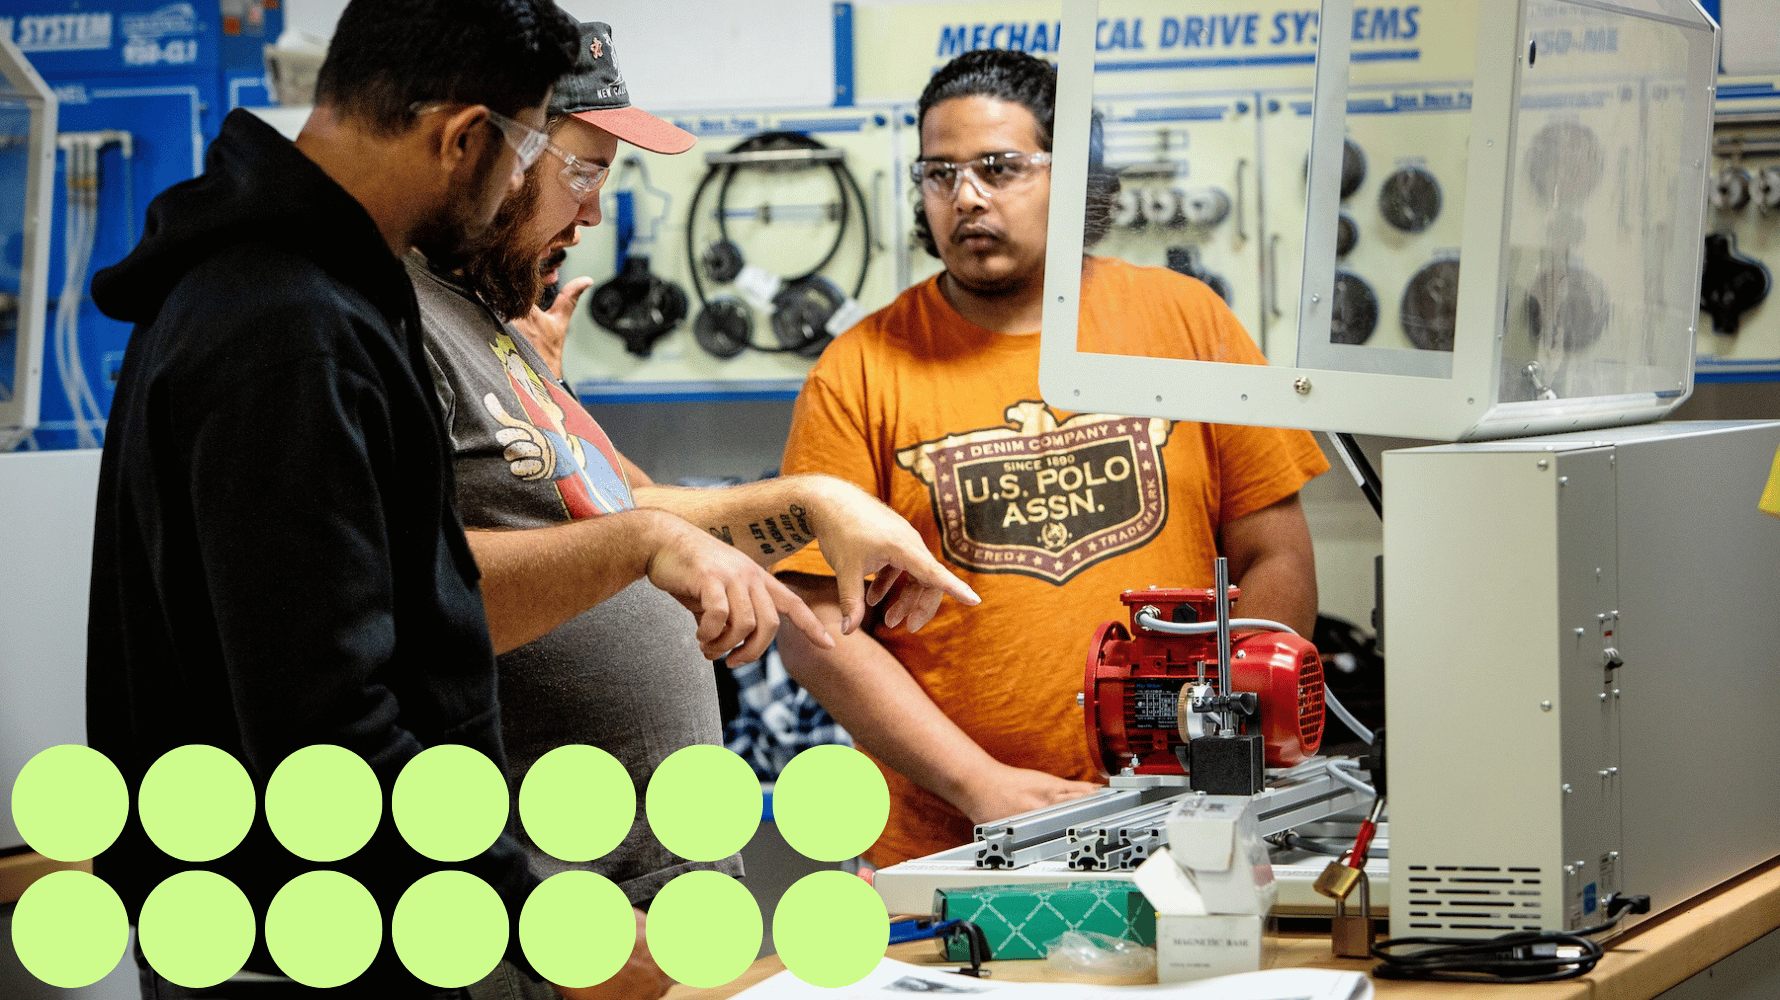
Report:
282,0,839,108
1723,0,1780,75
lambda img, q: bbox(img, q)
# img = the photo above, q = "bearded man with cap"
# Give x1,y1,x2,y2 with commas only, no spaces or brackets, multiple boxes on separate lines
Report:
408,24,979,998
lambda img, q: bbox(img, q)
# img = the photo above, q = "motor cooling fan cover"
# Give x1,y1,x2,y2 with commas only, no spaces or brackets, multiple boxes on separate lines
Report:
1083,595,1324,777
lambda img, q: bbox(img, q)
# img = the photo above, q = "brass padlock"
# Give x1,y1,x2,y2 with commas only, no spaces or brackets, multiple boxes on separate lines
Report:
1329,869,1377,959
1314,860,1363,900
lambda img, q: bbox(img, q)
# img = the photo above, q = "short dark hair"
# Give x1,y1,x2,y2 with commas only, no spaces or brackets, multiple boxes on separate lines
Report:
912,48,1117,257
315,0,580,134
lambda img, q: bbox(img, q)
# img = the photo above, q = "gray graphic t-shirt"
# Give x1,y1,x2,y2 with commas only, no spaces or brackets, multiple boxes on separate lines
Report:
409,255,740,900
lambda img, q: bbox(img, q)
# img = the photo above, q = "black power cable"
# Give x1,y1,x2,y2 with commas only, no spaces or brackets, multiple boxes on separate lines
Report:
1371,892,1651,984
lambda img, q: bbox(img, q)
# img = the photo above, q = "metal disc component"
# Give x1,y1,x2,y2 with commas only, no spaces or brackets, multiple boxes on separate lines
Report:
1336,212,1358,257
1525,262,1610,351
1400,258,1460,351
770,275,845,358
1141,186,1183,227
693,297,752,358
1379,165,1442,233
1304,138,1367,200
1526,121,1605,205
1340,139,1367,199
1712,166,1753,211
1112,189,1144,228
1181,187,1231,226
700,238,745,283
1757,167,1780,212
1165,246,1232,304
1329,270,1378,346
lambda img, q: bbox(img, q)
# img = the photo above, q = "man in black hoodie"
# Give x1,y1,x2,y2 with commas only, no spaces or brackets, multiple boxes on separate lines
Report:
83,1,632,997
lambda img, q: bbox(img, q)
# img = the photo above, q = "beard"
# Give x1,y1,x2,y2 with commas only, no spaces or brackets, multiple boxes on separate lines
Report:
412,137,507,272
535,245,568,309
458,165,550,321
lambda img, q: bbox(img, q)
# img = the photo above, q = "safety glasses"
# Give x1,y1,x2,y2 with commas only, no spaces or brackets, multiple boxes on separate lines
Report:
545,144,610,203
412,102,549,186
911,151,1053,200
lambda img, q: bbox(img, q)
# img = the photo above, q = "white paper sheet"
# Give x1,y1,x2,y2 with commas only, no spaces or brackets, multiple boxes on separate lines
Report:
730,958,1371,1000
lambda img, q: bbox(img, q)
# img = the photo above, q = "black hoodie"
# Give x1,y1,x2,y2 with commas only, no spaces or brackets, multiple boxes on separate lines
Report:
87,109,540,989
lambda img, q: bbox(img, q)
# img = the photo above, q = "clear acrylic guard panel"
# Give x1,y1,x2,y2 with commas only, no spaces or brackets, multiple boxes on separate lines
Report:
1066,0,1481,377
1042,0,1715,441
0,32,52,448
0,92,36,415
1497,1,1708,410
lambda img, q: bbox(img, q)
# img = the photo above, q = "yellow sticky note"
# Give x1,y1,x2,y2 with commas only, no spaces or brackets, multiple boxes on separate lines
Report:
1762,445,1780,519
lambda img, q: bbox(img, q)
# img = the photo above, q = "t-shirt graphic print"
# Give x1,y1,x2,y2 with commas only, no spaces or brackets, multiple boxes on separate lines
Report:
896,400,1173,584
480,330,634,519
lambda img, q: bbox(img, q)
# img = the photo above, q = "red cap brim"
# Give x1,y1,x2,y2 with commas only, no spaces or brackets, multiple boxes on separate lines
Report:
570,105,695,155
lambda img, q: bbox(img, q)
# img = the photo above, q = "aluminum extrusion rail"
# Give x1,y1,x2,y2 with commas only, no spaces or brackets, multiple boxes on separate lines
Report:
962,765,1369,871
1251,770,1368,834
872,767,1382,915
1067,800,1180,871
973,786,1146,869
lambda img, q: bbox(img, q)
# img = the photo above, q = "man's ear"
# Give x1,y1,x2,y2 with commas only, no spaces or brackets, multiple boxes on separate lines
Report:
434,104,492,172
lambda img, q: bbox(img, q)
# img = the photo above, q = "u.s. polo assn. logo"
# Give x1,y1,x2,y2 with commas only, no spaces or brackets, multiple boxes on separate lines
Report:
897,401,1173,584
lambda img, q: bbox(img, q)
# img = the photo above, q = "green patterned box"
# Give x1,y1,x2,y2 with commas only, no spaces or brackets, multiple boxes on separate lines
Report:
935,881,1156,961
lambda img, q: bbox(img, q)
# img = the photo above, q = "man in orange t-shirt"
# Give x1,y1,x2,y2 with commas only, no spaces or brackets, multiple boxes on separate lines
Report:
774,49,1329,867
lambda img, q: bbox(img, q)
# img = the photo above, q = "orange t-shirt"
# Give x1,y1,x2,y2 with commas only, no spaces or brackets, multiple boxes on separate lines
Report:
777,257,1329,865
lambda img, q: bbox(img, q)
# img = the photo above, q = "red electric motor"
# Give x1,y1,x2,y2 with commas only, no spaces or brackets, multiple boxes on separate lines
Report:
1083,587,1324,777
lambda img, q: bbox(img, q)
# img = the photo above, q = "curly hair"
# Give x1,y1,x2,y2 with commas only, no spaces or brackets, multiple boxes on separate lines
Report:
315,0,580,134
911,48,1118,258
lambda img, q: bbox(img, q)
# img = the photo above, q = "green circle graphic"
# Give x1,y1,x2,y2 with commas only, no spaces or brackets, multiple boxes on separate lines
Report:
138,744,256,863
645,746,760,862
266,744,382,862
139,870,256,988
266,870,383,987
773,871,888,987
519,744,634,863
10,870,129,987
519,871,635,987
10,744,128,862
646,871,761,988
392,870,509,987
772,745,889,862
392,744,509,862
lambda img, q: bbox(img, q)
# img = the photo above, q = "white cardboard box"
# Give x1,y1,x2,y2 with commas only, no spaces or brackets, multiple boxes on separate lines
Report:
1133,796,1278,983
1154,913,1271,983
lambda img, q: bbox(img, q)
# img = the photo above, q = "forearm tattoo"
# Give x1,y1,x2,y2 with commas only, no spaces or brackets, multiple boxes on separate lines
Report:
744,504,816,556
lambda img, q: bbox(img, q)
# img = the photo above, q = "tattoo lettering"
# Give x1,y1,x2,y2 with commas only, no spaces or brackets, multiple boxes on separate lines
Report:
709,525,734,546
748,516,801,554
777,512,812,547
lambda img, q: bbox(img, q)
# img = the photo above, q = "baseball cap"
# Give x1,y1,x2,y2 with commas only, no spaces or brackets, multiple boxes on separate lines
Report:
549,22,695,155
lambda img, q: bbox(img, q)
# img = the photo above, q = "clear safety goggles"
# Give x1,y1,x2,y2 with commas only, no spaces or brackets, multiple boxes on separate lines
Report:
545,144,609,203
910,151,1053,200
411,102,549,185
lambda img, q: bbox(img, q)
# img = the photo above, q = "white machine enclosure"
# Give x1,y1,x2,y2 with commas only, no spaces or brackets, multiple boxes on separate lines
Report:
1384,420,1780,940
0,449,102,852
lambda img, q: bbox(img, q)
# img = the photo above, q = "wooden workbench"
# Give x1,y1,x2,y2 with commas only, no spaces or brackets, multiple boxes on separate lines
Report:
667,856,1780,1000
